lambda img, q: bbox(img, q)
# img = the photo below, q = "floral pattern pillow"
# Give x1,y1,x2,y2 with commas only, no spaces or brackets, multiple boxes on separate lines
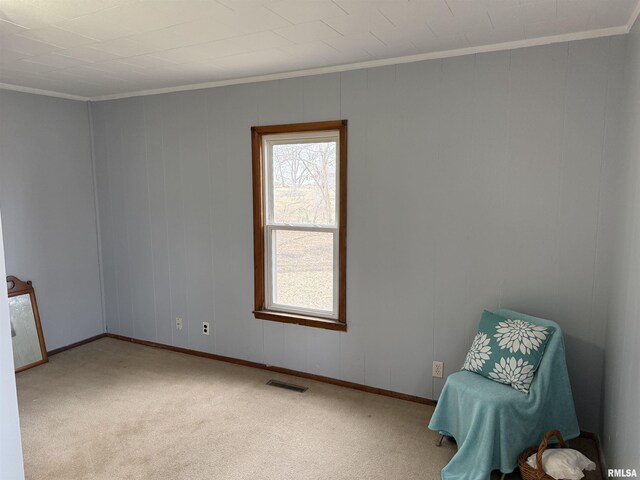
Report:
461,310,554,394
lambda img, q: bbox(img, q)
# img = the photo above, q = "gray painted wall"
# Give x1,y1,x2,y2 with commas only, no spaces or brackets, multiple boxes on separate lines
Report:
601,20,640,471
0,90,103,351
0,210,25,480
91,36,625,433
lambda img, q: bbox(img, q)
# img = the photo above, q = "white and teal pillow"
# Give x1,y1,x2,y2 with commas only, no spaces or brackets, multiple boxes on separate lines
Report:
461,310,554,394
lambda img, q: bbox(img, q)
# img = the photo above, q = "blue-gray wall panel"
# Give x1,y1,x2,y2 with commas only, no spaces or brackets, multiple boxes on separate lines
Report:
92,37,625,432
0,90,103,351
601,21,640,472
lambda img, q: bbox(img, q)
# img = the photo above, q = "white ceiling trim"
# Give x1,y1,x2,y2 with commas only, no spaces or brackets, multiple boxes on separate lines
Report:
627,0,640,29
1,4,638,104
88,24,630,102
0,82,89,101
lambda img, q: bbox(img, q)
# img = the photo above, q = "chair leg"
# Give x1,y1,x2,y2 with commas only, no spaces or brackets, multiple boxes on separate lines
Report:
436,433,444,446
500,474,506,480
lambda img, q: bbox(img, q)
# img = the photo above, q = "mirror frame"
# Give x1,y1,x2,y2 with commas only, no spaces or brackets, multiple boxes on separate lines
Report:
7,275,48,372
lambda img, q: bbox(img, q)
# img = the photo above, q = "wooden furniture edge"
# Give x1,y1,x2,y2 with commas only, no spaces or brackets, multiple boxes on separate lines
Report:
15,359,47,373
6,275,34,296
106,333,435,406
7,275,48,371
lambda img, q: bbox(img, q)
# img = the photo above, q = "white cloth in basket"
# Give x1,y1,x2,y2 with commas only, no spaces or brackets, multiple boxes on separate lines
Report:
526,448,596,480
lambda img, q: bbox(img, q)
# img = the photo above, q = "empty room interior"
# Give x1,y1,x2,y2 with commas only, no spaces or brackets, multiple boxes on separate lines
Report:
1,1,640,479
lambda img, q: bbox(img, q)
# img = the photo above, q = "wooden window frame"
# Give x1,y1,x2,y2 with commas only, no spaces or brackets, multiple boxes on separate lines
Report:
251,120,347,332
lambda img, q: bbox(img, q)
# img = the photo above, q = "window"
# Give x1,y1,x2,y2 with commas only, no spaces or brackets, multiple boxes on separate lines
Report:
251,121,347,331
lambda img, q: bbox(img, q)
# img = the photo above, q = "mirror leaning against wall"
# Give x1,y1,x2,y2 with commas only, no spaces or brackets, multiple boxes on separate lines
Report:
7,276,47,372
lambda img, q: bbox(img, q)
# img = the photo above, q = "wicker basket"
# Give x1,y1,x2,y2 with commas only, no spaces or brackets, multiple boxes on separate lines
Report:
518,429,568,480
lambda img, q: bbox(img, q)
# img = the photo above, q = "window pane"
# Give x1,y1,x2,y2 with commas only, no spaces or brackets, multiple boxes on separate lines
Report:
273,230,334,312
271,141,336,225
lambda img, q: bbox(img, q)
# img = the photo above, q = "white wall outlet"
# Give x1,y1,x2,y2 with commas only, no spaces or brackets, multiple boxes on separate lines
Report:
432,361,444,378
202,322,210,336
175,317,183,330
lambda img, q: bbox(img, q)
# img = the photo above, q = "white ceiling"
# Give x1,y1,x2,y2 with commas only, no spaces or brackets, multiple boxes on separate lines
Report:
0,0,638,100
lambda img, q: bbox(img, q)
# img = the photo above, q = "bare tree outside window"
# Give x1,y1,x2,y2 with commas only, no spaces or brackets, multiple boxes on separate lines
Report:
272,141,337,226
270,141,337,311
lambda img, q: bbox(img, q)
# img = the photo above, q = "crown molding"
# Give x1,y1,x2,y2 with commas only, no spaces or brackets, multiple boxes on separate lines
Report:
627,0,640,30
88,25,629,102
0,82,89,101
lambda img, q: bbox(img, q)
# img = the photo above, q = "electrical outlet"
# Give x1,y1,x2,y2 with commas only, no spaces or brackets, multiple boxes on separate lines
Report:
175,317,183,330
432,361,444,378
202,322,210,336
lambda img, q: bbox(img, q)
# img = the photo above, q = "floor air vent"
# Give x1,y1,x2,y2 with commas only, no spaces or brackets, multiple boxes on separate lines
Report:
266,379,308,393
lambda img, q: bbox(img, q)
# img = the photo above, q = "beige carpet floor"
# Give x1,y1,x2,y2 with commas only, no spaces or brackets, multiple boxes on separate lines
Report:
15,338,601,480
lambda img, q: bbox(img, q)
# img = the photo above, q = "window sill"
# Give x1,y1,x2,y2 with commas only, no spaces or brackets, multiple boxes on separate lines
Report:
253,310,347,331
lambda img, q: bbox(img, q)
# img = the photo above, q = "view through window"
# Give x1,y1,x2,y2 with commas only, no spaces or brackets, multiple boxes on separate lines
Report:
251,121,347,330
